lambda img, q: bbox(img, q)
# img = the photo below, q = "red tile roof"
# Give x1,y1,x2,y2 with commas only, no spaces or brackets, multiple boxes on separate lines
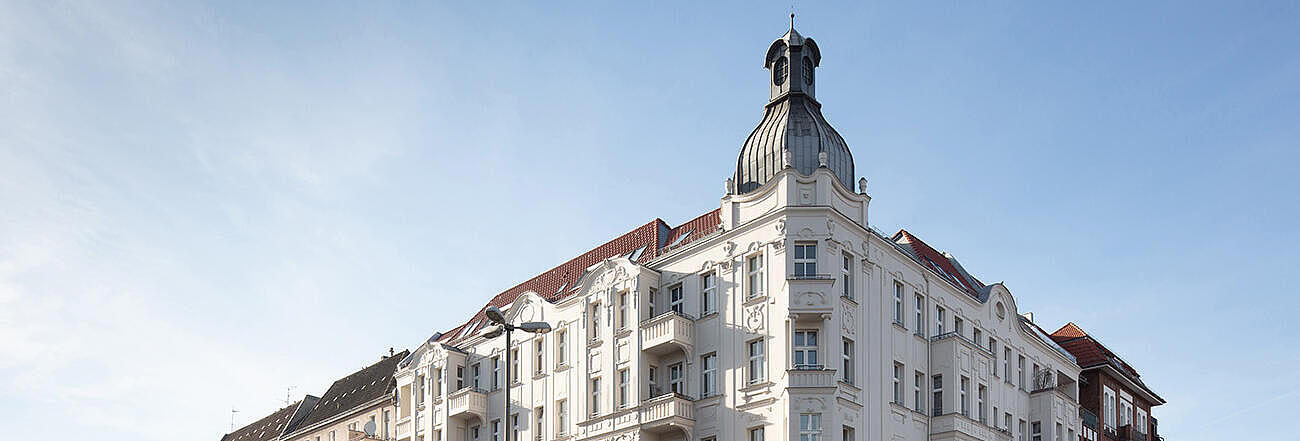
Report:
437,209,721,343
891,229,984,297
1049,322,1162,404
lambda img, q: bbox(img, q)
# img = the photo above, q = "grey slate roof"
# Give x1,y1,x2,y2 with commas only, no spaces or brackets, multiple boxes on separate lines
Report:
220,396,317,441
291,350,408,433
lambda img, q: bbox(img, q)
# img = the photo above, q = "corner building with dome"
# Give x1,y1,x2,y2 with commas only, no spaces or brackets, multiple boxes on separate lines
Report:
389,25,1098,441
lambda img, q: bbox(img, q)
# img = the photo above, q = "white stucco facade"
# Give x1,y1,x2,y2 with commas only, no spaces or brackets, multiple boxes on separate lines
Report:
390,164,1083,441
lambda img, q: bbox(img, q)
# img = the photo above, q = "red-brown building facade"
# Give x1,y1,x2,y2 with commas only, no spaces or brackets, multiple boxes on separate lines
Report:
1050,323,1165,441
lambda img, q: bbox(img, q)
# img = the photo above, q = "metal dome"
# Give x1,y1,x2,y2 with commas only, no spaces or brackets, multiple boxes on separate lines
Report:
734,27,854,195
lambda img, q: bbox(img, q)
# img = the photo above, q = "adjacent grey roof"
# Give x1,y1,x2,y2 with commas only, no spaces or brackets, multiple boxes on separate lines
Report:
291,350,408,433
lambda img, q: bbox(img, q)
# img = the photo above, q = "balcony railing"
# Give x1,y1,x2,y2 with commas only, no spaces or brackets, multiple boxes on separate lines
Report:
1080,408,1099,430
930,331,994,355
640,311,694,356
788,273,834,280
638,393,695,433
447,387,488,420
788,367,836,388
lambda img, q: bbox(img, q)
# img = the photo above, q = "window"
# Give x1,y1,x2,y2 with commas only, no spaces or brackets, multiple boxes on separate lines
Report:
932,375,943,416
472,363,481,389
747,254,765,298
589,378,600,416
1004,413,1012,433
617,291,628,329
383,410,391,439
842,426,854,441
511,414,519,441
491,420,500,441
433,368,442,395
1121,399,1133,427
793,330,819,369
648,366,658,396
669,363,684,394
647,287,657,316
989,338,997,377
891,362,902,404
533,340,543,375
534,407,544,441
914,294,924,335
914,371,924,412
617,368,630,408
1018,356,1026,390
973,329,982,347
955,317,964,337
556,400,568,435
842,339,855,384
993,407,999,427
471,424,479,440
701,353,718,396
491,356,501,390
1056,423,1063,441
978,384,987,423
960,377,969,416
1004,348,1012,382
329,431,335,441
512,348,522,382
1019,420,1027,441
749,427,765,441
669,284,684,313
701,273,716,315
1136,409,1148,433
842,254,854,299
556,329,567,366
748,339,766,384
799,413,822,441
588,303,601,340
1107,387,1118,429
935,306,946,335
456,365,464,389
1032,421,1042,441
893,282,903,323
793,242,817,276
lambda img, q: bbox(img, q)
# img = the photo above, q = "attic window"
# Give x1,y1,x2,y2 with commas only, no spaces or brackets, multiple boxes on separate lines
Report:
628,245,648,261
996,302,1006,320
556,283,567,294
668,229,694,247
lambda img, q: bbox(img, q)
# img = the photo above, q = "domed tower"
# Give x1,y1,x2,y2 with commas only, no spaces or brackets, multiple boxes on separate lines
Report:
734,21,855,195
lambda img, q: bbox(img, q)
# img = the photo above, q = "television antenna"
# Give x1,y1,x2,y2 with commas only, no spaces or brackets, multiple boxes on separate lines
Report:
230,407,240,432
284,386,297,405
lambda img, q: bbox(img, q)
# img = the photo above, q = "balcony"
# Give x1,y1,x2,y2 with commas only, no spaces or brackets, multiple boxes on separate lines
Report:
1117,425,1148,441
788,274,836,319
638,393,695,435
395,417,410,440
446,387,487,422
1080,408,1098,430
787,366,837,389
640,311,694,356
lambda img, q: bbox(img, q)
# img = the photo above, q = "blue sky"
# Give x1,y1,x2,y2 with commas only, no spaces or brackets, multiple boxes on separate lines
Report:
1,1,1296,440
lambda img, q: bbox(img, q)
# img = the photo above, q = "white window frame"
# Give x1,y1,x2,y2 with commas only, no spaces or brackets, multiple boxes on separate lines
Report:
799,413,822,441
960,376,969,416
793,330,819,369
701,353,718,397
936,306,946,335
749,426,765,441
555,328,567,367
491,356,501,390
747,254,765,298
534,406,544,441
617,368,630,408
617,291,628,329
556,399,568,435
842,339,854,384
914,294,924,335
669,284,684,314
588,303,601,341
842,254,854,299
589,378,600,416
793,242,817,276
892,282,903,324
533,340,543,375
669,362,684,394
701,273,716,315
748,338,766,384
914,371,924,412
891,362,902,404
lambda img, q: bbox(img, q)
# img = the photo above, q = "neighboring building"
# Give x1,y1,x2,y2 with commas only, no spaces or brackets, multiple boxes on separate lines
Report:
220,396,319,441
390,24,1089,441
284,350,409,441
1050,323,1165,441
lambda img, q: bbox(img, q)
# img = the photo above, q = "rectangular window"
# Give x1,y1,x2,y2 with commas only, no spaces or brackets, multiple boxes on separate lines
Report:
618,368,630,408
978,384,987,423
1004,348,1011,382
491,356,501,390
648,287,657,316
955,317,964,337
588,303,601,341
936,306,946,335
617,291,628,329
914,371,924,412
511,347,521,382
472,363,481,389
1056,423,1063,441
891,362,902,404
842,339,855,384
701,353,718,396
960,376,969,416
893,282,903,324
747,254,765,298
932,375,943,416
669,362,684,394
383,410,391,439
648,366,658,396
471,426,479,441
748,339,766,384
799,413,822,441
1018,356,1026,390
556,329,567,366
842,254,853,299
534,340,543,375
973,328,983,347
914,294,924,335
669,284,684,313
1032,421,1042,441
589,378,600,416
793,242,817,277
989,338,997,377
793,330,819,369
534,407,544,441
701,273,716,315
1005,413,1012,433
557,400,568,435
511,414,519,441
491,419,500,441
434,368,442,395
842,426,854,441
1020,420,1027,441
456,365,464,389
749,427,765,441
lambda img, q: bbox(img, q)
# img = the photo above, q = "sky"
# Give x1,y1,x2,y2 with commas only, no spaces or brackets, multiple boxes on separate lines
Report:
1,1,1297,440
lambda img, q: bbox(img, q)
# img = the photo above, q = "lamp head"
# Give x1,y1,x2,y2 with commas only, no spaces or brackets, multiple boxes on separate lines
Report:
482,324,505,339
519,322,552,334
484,306,505,324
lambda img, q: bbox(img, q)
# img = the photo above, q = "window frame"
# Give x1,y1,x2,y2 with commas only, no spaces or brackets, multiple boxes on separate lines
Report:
793,329,820,369
748,338,767,384
747,254,765,299
793,242,818,277
701,272,717,315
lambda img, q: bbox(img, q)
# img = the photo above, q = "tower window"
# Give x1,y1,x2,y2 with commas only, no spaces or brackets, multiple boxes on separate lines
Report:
774,57,789,86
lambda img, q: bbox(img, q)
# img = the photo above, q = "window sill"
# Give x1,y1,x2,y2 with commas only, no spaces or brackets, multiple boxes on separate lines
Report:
913,332,928,342
891,321,907,332
838,380,861,391
587,339,603,348
742,295,769,307
554,363,571,373
615,328,632,339
840,295,858,305
697,311,719,321
739,380,774,393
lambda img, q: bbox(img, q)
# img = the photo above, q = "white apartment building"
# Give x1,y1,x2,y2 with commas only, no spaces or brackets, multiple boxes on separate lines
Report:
391,24,1083,441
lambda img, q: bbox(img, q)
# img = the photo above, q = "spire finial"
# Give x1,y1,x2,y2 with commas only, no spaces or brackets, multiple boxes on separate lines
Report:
790,12,795,30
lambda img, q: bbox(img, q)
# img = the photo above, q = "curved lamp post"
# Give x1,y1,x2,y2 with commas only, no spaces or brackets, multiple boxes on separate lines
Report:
482,306,552,440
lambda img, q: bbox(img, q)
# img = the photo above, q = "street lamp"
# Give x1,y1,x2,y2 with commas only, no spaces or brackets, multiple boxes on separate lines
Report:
483,306,552,440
